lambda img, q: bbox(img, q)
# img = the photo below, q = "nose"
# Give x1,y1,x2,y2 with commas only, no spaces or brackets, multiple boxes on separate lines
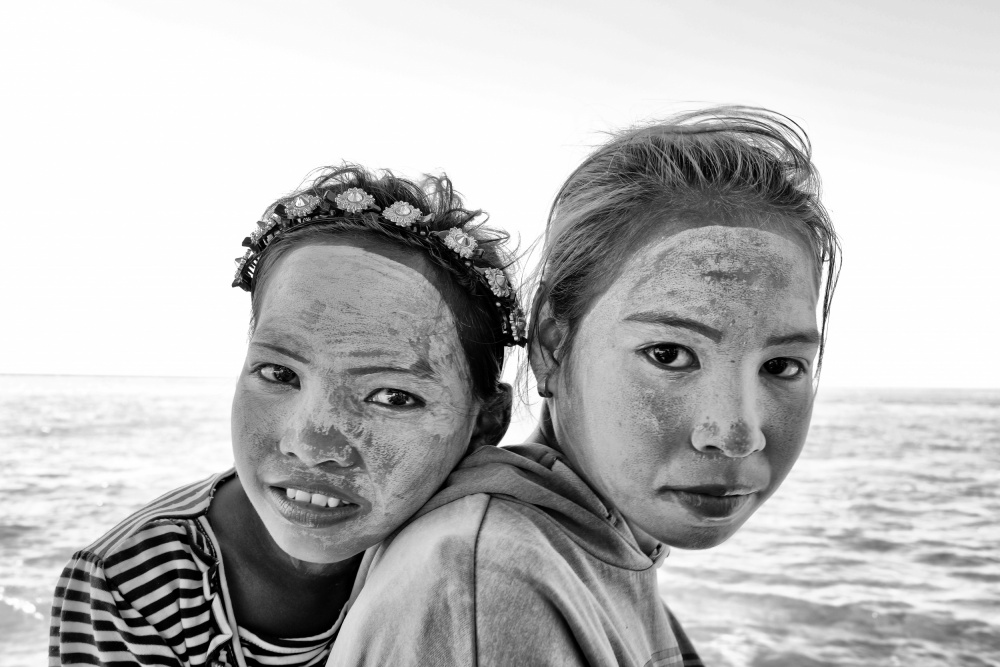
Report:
690,385,766,458
279,416,360,469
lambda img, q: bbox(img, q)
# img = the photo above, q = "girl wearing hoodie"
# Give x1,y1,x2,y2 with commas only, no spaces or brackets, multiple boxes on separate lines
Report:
329,108,841,667
49,166,523,667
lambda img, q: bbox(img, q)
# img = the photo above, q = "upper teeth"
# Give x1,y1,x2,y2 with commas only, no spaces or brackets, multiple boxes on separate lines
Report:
284,487,351,508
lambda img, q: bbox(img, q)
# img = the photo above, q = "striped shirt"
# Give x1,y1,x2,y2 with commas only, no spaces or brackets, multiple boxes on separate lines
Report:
49,471,341,667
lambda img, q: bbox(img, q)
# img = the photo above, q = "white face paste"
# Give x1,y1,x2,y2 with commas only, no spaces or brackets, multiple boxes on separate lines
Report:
549,226,820,550
231,244,478,563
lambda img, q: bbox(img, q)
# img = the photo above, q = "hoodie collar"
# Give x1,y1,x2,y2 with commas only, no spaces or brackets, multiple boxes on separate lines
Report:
414,443,667,571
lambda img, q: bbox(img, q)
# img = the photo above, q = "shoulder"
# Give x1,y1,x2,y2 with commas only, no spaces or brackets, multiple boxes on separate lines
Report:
331,494,493,666
52,480,231,666
378,495,596,665
82,471,229,559
375,491,575,580
60,472,230,601
478,496,595,619
476,493,577,559
370,493,493,588
56,514,214,614
357,491,586,630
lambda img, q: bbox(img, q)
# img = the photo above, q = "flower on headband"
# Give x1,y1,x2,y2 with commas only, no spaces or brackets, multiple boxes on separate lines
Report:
383,201,423,227
233,250,254,285
250,213,282,244
234,249,252,270
444,227,477,258
482,268,511,297
335,188,376,213
285,194,321,218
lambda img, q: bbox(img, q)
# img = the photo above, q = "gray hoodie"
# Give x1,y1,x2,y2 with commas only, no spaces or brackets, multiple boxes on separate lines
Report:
328,444,704,667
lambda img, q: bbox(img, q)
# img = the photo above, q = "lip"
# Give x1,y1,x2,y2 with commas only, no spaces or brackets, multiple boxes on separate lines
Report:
269,477,371,508
669,484,756,497
661,485,758,520
264,477,371,528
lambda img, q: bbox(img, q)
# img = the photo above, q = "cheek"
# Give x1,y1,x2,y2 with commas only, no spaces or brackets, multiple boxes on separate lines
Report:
368,334,474,487
763,391,814,478
614,384,693,480
567,341,693,482
364,407,473,502
231,383,283,463
361,423,415,489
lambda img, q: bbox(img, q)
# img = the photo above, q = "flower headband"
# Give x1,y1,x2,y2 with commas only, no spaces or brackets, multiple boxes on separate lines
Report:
232,187,526,347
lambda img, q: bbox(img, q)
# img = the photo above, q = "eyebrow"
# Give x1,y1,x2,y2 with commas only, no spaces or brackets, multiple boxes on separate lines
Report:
627,312,820,348
344,364,439,381
764,331,821,347
252,342,311,365
624,311,723,343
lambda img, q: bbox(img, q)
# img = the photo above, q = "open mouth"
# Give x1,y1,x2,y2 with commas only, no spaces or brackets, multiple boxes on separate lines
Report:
266,484,367,528
280,486,358,509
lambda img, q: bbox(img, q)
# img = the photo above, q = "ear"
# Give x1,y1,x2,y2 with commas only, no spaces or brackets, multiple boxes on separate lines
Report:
528,296,566,389
469,383,513,449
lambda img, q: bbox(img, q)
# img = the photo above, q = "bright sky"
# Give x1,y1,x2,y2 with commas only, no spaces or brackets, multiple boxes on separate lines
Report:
2,0,998,389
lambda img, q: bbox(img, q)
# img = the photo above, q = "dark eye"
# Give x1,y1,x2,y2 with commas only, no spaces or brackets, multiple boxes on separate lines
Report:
762,358,805,379
257,364,298,385
643,344,698,370
366,388,423,408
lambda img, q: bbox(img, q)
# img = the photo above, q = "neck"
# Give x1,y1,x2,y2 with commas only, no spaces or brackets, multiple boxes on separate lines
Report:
531,401,662,557
227,477,357,579
208,476,363,637
528,401,561,452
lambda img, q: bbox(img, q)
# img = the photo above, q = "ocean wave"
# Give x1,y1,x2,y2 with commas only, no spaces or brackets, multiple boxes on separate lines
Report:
3,379,999,667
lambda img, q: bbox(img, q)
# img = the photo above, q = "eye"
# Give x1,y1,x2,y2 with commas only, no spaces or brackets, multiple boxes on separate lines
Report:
366,388,424,408
643,344,698,370
256,363,299,386
762,358,805,379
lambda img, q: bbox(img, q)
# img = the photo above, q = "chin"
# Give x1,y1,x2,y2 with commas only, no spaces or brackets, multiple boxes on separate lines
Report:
654,519,746,550
258,516,354,564
273,532,352,564
665,530,734,550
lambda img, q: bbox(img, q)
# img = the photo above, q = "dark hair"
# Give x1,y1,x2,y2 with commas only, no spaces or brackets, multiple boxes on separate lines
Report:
530,106,841,376
249,165,516,400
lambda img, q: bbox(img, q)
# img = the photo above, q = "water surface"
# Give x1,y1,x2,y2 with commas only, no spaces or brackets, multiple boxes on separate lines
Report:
1,377,997,666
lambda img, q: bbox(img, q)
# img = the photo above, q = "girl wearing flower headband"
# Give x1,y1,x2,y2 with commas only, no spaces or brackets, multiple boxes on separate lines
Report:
49,166,523,667
329,108,840,666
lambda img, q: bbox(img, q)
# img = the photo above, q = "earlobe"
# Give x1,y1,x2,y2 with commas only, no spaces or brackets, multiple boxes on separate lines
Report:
469,384,513,450
528,299,565,388
537,374,554,398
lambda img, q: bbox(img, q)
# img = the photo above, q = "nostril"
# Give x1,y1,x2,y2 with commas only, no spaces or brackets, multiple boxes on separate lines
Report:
327,443,358,468
690,421,721,451
691,419,763,456
280,424,360,467
721,420,764,456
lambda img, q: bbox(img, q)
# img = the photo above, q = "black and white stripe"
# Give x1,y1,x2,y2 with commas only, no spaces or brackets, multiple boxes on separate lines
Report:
50,471,337,667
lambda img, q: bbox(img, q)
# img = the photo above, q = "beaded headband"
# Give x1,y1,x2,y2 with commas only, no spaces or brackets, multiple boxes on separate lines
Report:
232,187,526,347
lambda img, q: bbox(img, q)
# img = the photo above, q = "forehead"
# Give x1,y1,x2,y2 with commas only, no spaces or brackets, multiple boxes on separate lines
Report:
609,226,819,316
647,225,814,282
256,244,459,352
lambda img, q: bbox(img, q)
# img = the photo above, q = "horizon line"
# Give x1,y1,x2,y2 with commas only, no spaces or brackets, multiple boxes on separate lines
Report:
1,373,998,392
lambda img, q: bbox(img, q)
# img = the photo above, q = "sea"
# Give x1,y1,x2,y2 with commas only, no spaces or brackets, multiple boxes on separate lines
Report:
1,375,998,667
